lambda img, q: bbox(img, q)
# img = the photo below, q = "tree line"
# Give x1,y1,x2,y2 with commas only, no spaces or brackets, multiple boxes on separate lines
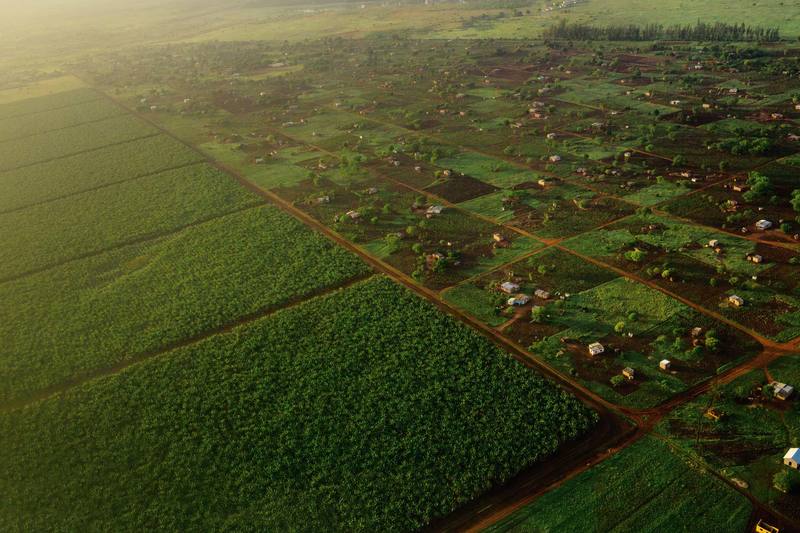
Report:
543,20,780,42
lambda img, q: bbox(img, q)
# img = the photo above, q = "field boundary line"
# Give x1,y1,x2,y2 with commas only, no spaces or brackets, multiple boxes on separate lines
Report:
0,201,265,286
0,272,377,413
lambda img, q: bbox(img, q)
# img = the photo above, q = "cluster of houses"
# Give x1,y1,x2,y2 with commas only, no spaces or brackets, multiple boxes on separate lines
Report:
498,280,552,308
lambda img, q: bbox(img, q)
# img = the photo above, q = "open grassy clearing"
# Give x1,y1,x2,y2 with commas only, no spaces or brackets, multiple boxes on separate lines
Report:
0,276,596,532
485,436,752,532
0,134,204,213
0,205,371,406
0,163,261,280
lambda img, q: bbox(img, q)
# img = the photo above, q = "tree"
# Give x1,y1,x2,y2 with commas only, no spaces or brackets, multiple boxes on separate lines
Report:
610,375,625,387
791,189,800,215
773,469,800,494
743,171,772,203
531,306,546,323
614,321,626,334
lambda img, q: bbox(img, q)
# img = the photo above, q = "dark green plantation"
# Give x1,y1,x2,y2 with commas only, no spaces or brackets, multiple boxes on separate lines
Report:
0,277,596,532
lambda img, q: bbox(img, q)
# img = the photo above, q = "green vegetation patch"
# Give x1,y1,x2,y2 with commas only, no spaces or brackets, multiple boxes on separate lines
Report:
0,163,261,280
0,135,203,213
0,277,597,532
0,88,100,120
0,98,125,142
486,437,752,532
0,206,371,405
0,114,157,172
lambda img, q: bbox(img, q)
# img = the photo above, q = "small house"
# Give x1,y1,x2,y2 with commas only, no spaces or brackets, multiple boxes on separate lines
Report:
755,219,773,231
507,294,531,306
499,281,520,294
702,103,712,109
622,367,635,381
534,289,551,300
771,382,795,401
705,408,723,422
728,295,745,307
771,113,784,120
732,184,748,193
796,104,800,111
315,196,331,205
670,99,681,105
492,233,507,244
588,342,605,357
691,327,704,338
785,448,800,469
426,205,444,216
426,253,445,268
546,132,557,140
755,519,780,533
345,210,361,220
708,239,720,248
548,155,562,163
659,359,672,371
747,253,764,264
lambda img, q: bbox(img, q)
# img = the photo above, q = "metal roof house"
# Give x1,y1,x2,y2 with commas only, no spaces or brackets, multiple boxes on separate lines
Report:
588,342,605,357
507,294,531,306
785,448,800,470
771,382,795,401
499,281,520,294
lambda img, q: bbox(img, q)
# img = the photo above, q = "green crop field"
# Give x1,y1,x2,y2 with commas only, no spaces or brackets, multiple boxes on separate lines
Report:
0,134,204,213
0,277,597,532
0,113,157,171
0,163,261,280
487,436,752,532
0,87,100,120
0,205,371,406
0,97,124,142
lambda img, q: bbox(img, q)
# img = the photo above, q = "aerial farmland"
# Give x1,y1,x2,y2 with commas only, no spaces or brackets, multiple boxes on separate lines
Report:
1,0,800,532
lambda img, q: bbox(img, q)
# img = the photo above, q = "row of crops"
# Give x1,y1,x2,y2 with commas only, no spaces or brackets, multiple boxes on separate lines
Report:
487,436,752,532
0,113,157,171
0,87,100,120
0,134,203,213
0,277,597,532
0,97,124,142
0,163,263,280
0,205,372,405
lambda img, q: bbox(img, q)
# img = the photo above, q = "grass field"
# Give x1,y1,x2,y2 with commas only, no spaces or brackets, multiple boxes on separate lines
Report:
0,277,597,532
487,436,752,532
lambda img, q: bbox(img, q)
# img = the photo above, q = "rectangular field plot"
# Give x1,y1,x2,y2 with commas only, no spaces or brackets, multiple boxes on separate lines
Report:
0,87,100,120
0,206,371,406
0,135,203,213
486,437,752,533
0,114,157,171
0,98,125,142
564,214,800,341
0,277,596,532
0,163,261,280
658,357,800,522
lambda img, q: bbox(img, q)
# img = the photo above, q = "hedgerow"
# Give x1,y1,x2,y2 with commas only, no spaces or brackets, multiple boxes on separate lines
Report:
0,277,596,532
